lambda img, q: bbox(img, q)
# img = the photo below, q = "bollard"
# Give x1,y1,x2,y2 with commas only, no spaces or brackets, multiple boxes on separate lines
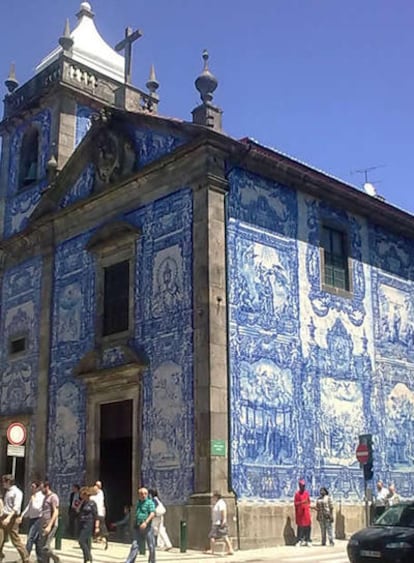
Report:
139,534,146,555
180,520,187,553
54,517,63,550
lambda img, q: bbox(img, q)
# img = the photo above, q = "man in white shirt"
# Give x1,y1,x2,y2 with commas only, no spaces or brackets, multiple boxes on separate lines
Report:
90,480,108,547
205,492,233,556
0,474,30,563
18,480,44,561
374,480,389,519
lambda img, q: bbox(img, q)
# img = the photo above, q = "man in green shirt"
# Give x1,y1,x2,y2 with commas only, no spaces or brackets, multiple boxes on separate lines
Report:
125,487,156,563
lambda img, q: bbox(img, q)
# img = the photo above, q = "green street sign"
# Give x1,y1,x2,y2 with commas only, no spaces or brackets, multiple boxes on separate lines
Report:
211,439,226,457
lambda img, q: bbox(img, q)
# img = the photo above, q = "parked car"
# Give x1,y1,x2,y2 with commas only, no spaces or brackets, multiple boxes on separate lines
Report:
347,502,414,562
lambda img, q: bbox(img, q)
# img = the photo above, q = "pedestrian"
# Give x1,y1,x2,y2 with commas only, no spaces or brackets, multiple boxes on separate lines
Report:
148,488,172,551
90,480,108,548
18,479,44,561
386,483,400,507
38,480,61,563
110,505,131,542
204,491,234,556
68,483,81,538
374,480,389,519
294,479,311,546
78,486,99,563
0,494,4,561
0,474,30,563
314,487,334,546
124,487,156,563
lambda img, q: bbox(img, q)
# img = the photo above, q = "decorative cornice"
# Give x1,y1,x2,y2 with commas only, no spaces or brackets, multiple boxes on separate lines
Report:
74,343,148,389
85,220,141,253
0,223,55,266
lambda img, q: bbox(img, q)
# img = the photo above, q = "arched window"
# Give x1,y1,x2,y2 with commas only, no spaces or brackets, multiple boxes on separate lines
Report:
19,126,39,188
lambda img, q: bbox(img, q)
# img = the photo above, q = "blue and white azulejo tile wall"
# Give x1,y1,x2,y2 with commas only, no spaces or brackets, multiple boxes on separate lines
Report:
48,188,194,504
227,167,414,502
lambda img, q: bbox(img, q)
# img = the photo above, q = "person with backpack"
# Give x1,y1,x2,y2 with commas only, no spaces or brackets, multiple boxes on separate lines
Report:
148,488,172,551
315,487,334,546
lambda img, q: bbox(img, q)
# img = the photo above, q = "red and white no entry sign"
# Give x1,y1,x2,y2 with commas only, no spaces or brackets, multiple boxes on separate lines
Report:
356,443,369,465
7,422,27,446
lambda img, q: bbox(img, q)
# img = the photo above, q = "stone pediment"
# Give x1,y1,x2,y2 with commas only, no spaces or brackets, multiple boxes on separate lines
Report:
75,342,148,389
92,122,136,188
32,109,193,220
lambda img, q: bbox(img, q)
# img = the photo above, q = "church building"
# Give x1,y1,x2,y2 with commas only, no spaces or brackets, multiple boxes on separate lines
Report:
1,1,414,548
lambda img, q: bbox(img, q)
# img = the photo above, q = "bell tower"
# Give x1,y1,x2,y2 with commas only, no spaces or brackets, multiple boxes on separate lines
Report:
0,1,159,238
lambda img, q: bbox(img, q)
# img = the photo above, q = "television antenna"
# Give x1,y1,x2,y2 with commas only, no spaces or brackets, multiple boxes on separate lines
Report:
351,165,385,196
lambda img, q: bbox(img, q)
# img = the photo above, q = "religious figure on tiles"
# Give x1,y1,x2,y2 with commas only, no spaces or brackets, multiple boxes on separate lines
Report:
250,195,279,232
386,383,414,468
240,245,259,305
257,267,276,317
2,366,32,412
152,257,182,317
238,243,289,327
52,383,82,473
58,282,82,342
377,285,414,349
238,359,294,465
319,378,364,465
5,305,33,339
150,360,183,469
391,305,402,342
326,319,354,373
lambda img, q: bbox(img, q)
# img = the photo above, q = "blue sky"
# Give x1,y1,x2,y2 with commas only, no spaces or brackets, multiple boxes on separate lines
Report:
1,1,412,213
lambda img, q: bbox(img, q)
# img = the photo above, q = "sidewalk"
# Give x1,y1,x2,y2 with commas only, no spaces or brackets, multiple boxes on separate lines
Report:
3,537,349,563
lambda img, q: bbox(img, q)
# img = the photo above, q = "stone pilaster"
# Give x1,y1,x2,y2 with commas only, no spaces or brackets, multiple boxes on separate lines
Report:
188,175,235,548
33,234,55,479
0,133,11,237
56,96,77,169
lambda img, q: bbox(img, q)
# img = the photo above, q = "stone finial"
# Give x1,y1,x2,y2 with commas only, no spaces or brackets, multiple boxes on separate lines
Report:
192,49,222,130
145,64,159,112
195,49,218,104
47,151,58,182
146,64,159,96
5,62,19,93
77,1,94,19
59,19,74,51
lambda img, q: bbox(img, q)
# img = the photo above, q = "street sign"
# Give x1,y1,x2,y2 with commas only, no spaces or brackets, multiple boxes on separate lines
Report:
6,422,27,446
7,444,25,458
356,443,369,464
211,439,226,457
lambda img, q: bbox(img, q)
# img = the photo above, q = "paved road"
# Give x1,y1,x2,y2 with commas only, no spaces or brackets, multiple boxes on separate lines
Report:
2,539,350,562
247,544,349,563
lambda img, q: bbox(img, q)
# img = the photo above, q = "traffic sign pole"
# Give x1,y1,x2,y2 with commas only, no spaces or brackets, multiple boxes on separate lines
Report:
357,438,372,526
6,422,27,481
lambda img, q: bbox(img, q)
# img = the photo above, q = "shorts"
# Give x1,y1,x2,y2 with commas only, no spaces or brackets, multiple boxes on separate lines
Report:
209,524,228,539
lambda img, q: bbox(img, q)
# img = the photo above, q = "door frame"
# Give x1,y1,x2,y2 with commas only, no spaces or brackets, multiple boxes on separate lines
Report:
84,374,142,505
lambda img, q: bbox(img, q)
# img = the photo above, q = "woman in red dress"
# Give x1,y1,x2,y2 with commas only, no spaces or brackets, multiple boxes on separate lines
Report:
294,479,311,546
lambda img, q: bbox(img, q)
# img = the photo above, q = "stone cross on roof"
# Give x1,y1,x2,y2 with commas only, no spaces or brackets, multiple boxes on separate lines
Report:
115,27,142,84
